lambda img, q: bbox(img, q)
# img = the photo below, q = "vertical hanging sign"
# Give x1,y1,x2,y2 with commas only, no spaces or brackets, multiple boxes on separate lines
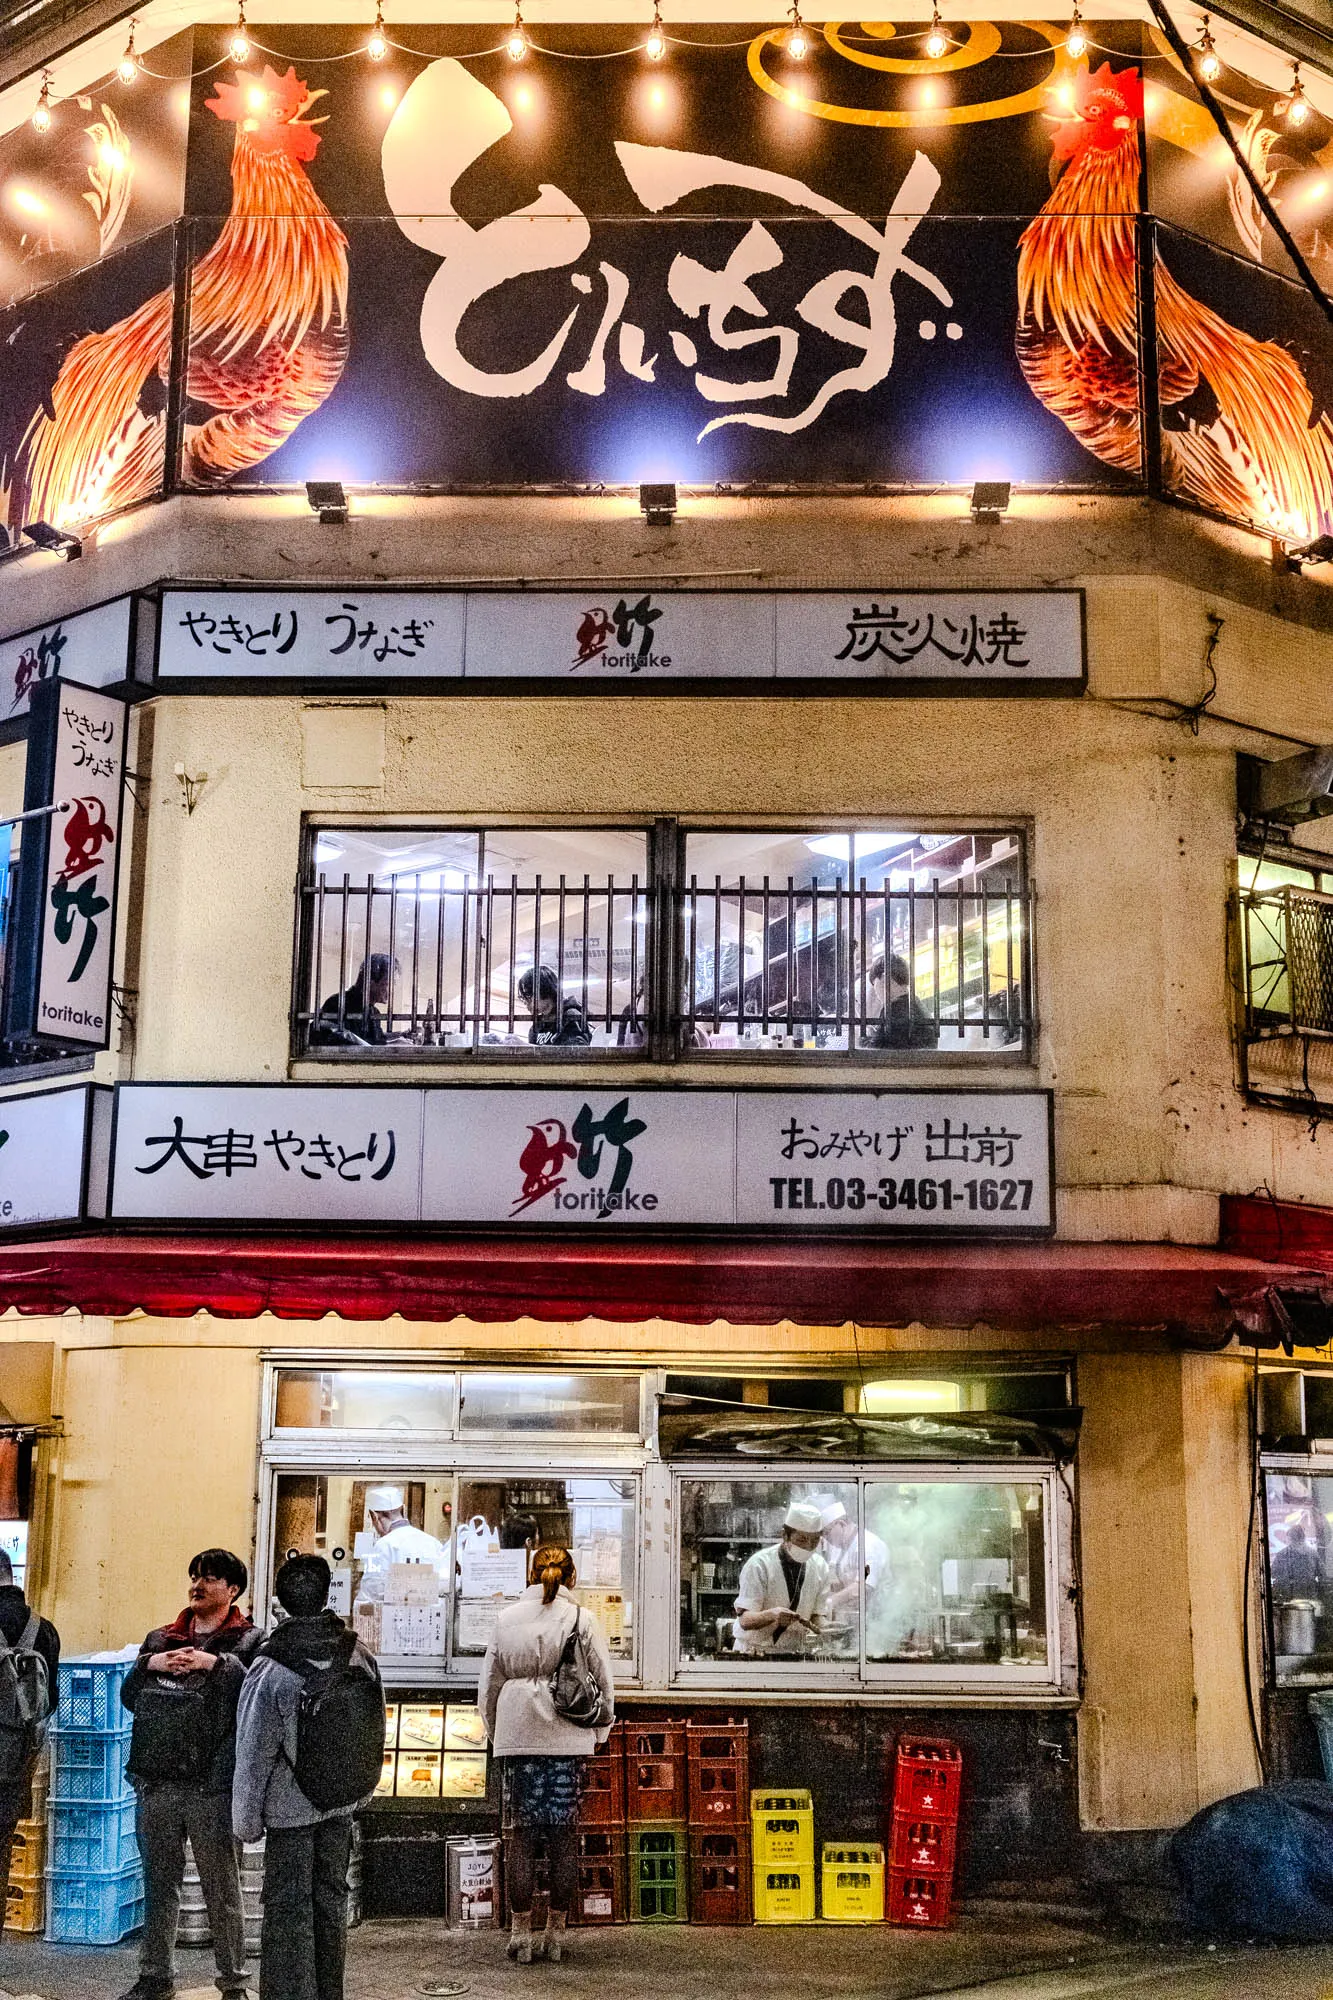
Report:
5,678,127,1050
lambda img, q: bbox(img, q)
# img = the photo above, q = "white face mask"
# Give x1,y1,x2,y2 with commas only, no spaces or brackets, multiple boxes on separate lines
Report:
784,1541,814,1565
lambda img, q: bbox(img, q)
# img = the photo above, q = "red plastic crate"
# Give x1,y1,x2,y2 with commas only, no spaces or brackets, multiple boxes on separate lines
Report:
574,1832,626,1926
626,1725,687,1822
688,1828,752,1925
687,1722,750,1827
890,1736,963,1822
889,1817,958,1876
888,1868,953,1929
578,1733,626,1828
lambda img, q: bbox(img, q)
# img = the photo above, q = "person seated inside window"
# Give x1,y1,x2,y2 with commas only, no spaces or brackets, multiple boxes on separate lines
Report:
518,965,592,1047
309,952,394,1047
864,952,938,1050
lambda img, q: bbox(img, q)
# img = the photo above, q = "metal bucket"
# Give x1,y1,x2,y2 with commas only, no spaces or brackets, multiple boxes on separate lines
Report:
446,1836,502,1929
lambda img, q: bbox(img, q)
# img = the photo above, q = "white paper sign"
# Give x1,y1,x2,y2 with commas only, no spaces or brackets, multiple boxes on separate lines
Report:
0,1083,107,1229
109,1085,423,1221
157,588,1085,686
0,597,133,721
37,683,126,1047
734,1090,1053,1230
458,1546,527,1599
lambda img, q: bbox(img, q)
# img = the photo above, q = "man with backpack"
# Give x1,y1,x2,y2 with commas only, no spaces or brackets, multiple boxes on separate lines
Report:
0,1548,58,1935
234,1555,384,2000
119,1549,260,2000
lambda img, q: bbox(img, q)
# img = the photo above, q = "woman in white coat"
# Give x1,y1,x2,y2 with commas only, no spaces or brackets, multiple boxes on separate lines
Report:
477,1543,615,1964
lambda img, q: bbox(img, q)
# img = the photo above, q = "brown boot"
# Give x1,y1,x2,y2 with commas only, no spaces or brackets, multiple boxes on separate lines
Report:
506,1911,534,1964
543,1909,568,1964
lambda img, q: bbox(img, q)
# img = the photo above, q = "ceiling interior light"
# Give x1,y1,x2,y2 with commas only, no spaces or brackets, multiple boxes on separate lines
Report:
639,481,677,525
305,479,348,524
117,18,139,84
507,7,528,60
645,6,666,62
366,6,387,60
229,3,251,65
786,3,809,60
924,9,948,61
1193,14,1220,83
23,519,82,559
970,478,1012,523
31,72,52,133
1065,6,1087,60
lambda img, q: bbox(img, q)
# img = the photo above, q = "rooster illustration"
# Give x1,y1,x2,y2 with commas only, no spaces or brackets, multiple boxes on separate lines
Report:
17,65,348,532
514,1119,578,1215
1017,62,1333,539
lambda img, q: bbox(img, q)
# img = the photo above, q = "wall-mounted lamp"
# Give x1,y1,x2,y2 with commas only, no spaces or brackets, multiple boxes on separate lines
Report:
173,761,208,814
1285,533,1333,568
639,482,677,526
969,480,1011,524
23,519,81,560
305,480,348,524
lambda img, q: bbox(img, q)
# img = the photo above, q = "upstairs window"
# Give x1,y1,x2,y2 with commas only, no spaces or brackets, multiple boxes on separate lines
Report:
1237,849,1333,1112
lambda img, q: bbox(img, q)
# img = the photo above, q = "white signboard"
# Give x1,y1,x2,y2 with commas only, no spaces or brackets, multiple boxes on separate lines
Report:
36,683,127,1047
0,597,133,722
0,1084,109,1229
110,1083,1052,1232
157,588,1084,687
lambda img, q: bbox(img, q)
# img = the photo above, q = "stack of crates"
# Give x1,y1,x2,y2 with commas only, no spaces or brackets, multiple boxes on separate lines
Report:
887,1736,962,1929
626,1724,687,1922
751,1789,815,1923
47,1657,143,1944
178,1838,265,1959
575,1720,627,1925
5,1749,48,1935
821,1843,885,1923
687,1721,750,1925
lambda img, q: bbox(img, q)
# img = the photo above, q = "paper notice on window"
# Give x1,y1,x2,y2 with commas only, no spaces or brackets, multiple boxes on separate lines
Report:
574,1589,627,1656
456,1599,503,1652
458,1546,527,1600
386,1561,440,1607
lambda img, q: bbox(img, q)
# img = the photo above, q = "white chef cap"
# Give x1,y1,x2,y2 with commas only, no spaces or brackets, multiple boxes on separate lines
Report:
819,1500,848,1529
783,1501,824,1534
366,1485,405,1513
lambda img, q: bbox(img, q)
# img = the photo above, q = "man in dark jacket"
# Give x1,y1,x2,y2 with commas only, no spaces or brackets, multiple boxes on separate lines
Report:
0,1548,58,1934
518,964,592,1046
865,952,939,1050
234,1556,382,2000
119,1549,261,2000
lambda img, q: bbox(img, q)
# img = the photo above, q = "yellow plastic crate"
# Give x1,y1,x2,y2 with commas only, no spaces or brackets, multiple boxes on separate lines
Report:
753,1863,816,1924
751,1789,814,1867
10,1818,46,1876
5,1871,44,1934
821,1843,885,1922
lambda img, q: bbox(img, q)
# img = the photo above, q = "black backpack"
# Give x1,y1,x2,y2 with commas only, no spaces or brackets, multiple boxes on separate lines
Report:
0,1613,50,1787
282,1629,385,1811
128,1663,229,1785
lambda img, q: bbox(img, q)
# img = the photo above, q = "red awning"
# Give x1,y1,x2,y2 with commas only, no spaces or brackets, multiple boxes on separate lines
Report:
0,1232,1313,1333
1223,1193,1333,1273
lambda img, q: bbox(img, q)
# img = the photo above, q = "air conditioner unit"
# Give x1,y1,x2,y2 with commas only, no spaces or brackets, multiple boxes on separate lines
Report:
1239,748,1333,826
1259,1368,1333,1449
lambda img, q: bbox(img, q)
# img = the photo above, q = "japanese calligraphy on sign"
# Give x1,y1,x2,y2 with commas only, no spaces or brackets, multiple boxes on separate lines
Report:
0,597,134,724
158,589,1083,687
34,682,127,1048
110,1084,1052,1232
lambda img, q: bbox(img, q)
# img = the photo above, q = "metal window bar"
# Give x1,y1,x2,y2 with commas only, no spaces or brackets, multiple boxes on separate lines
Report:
1240,884,1333,1039
295,870,654,1052
678,875,1032,1053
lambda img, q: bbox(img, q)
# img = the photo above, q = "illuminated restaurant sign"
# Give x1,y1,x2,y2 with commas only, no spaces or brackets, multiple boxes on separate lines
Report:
155,587,1085,688
0,598,136,726
0,1084,110,1231
108,1083,1054,1232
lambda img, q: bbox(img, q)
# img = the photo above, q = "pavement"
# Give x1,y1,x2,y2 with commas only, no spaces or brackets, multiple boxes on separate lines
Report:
1,1918,1333,2000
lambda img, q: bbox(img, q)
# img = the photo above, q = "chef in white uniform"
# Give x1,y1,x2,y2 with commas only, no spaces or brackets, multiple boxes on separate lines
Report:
819,1498,889,1622
732,1500,833,1655
358,1484,451,1602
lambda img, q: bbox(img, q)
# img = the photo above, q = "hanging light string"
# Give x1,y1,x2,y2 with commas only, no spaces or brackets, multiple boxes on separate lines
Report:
1065,7,1087,62
1193,12,1221,83
116,17,140,86
228,2,251,66
786,4,810,63
924,9,949,62
366,6,387,63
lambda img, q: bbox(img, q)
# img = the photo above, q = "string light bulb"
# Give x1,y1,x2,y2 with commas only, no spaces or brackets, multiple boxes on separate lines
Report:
1286,64,1310,126
366,6,387,60
31,70,52,133
506,7,528,60
229,4,251,64
1065,6,1087,61
645,6,666,61
786,3,809,60
924,9,948,61
1193,15,1220,83
117,18,140,85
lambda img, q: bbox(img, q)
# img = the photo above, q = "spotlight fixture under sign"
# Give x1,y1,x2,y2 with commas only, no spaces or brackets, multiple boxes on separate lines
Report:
639,482,677,526
305,480,349,524
23,519,82,559
970,480,1011,524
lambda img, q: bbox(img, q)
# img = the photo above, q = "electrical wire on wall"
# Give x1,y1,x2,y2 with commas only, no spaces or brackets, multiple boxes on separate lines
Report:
1242,1347,1269,1781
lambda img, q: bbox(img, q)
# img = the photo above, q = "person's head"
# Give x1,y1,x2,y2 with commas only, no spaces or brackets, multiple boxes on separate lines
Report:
1286,1524,1312,1549
0,1552,13,1589
819,1500,854,1550
782,1501,824,1562
499,1516,540,1551
188,1548,247,1620
530,1542,576,1604
366,1484,409,1537
518,965,560,1022
360,953,392,1005
275,1554,331,1618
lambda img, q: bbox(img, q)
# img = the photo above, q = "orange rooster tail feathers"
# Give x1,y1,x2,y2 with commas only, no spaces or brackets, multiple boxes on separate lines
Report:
21,291,172,532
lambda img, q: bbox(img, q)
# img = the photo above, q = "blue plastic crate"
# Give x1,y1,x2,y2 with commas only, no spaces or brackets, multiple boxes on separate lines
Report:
49,1796,139,1874
45,1864,144,1944
56,1658,133,1735
51,1729,132,1803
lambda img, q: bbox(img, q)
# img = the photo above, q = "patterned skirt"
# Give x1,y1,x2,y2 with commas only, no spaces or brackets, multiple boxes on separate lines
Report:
499,1754,582,1832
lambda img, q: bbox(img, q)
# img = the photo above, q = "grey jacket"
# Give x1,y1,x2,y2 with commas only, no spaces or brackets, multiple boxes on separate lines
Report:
477,1586,615,1758
232,1613,381,1840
